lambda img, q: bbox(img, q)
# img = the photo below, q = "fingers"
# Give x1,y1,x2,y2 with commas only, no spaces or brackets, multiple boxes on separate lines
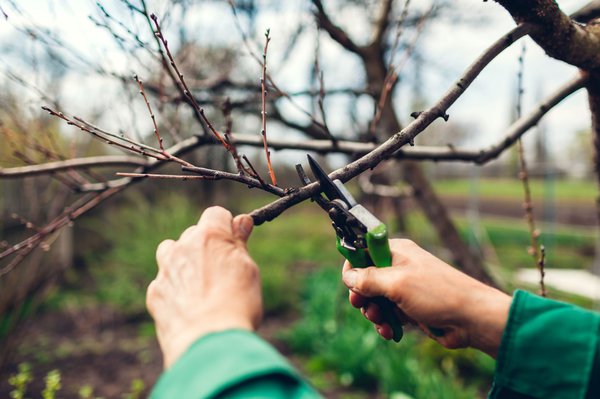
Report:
197,206,234,236
361,303,383,324
376,323,394,340
156,239,175,270
232,214,254,243
349,290,368,308
342,266,402,298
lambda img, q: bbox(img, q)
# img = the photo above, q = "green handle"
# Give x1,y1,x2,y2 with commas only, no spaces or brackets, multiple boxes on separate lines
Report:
337,223,445,340
337,223,403,342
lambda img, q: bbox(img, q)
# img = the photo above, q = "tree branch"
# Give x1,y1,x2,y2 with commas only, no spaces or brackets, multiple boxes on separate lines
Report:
250,23,530,224
372,0,395,47
494,0,600,70
5,72,582,185
312,0,365,56
0,156,149,178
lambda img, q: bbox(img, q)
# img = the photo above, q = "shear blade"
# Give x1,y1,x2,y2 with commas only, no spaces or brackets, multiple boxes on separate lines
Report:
307,154,353,207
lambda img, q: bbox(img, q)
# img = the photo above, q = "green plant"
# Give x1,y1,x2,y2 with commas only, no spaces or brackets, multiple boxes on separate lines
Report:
8,363,32,399
122,378,145,399
78,385,94,398
82,193,200,314
248,205,342,315
41,369,61,399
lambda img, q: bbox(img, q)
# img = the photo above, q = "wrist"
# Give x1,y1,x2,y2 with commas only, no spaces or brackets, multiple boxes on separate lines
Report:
465,286,512,358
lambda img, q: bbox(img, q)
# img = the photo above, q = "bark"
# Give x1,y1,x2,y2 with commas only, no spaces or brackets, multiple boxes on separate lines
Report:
495,0,600,70
588,71,600,224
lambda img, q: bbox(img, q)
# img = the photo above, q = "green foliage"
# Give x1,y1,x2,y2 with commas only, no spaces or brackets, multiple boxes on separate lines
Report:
248,204,342,314
284,267,492,398
82,193,201,314
9,363,32,399
78,385,94,399
41,369,61,399
122,378,145,399
7,363,140,399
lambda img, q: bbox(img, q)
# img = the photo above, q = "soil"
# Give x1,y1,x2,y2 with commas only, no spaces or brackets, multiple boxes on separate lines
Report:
0,307,367,399
0,307,162,398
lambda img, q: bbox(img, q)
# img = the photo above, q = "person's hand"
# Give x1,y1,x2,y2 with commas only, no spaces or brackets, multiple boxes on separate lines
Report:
147,206,261,369
342,239,511,358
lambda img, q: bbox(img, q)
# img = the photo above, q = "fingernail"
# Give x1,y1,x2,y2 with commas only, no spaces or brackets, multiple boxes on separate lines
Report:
239,215,253,236
343,269,358,288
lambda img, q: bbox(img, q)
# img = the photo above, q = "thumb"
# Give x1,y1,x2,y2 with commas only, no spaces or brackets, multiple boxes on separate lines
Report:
342,266,399,298
233,214,254,243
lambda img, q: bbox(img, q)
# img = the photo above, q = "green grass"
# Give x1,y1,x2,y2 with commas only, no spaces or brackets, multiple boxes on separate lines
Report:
249,202,343,315
433,178,596,203
402,212,595,272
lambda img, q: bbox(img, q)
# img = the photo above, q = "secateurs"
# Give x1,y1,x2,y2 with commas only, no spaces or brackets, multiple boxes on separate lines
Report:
297,154,404,342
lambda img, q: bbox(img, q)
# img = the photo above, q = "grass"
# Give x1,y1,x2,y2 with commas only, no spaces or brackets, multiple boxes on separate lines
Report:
433,178,597,203
248,202,343,315
402,212,595,273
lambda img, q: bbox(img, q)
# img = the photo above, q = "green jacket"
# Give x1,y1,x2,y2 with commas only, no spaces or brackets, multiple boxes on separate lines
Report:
151,290,599,398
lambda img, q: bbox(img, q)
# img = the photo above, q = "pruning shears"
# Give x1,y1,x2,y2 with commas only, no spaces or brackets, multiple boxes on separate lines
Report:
298,154,404,342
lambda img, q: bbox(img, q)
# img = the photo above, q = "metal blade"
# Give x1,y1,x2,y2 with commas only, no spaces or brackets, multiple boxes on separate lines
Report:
295,163,331,212
307,154,349,204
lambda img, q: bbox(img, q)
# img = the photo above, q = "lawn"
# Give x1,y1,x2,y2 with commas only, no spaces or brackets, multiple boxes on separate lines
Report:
433,178,597,203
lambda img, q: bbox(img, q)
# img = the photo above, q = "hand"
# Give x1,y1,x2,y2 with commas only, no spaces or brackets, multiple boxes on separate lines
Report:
147,206,262,368
342,239,511,358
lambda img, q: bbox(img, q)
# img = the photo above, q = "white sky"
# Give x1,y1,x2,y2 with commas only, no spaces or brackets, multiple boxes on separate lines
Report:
0,0,593,169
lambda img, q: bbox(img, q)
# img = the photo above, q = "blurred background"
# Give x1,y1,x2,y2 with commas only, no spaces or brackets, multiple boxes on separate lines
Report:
0,1,598,398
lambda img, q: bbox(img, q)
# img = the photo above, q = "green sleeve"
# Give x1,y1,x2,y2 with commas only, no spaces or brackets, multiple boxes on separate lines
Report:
150,330,322,399
489,290,600,399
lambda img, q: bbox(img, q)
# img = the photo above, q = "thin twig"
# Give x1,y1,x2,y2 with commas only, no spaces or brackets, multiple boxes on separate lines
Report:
313,28,334,141
242,154,265,184
150,13,231,151
260,29,277,186
116,172,210,180
182,165,285,196
222,98,246,174
134,74,164,151
515,43,546,296
227,0,329,136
